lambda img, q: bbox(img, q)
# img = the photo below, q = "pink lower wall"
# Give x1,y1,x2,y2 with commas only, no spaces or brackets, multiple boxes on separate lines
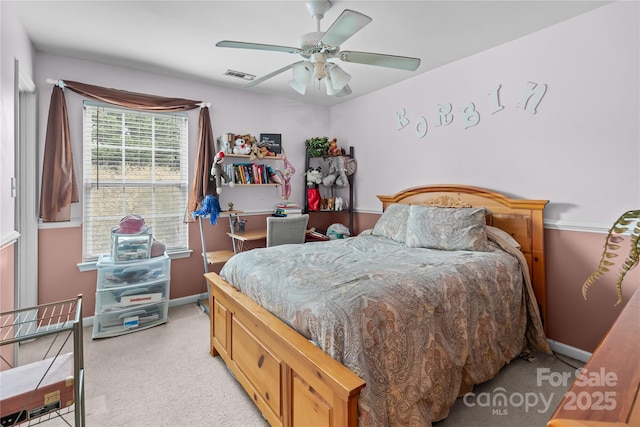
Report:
0,242,15,370
38,227,96,319
37,212,639,353
545,229,639,351
38,215,274,319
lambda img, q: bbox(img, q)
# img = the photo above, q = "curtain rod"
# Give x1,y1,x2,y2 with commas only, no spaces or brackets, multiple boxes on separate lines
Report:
46,78,65,88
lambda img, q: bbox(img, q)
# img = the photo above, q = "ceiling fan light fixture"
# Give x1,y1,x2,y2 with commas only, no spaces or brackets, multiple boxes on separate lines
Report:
335,85,352,98
292,61,313,83
289,79,307,95
290,61,313,94
324,75,341,96
327,64,351,91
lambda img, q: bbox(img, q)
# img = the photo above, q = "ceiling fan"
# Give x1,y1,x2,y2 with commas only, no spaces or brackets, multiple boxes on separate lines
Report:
216,0,421,97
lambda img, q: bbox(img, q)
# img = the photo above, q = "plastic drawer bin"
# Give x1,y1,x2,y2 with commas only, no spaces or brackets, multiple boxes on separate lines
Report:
95,281,169,314
97,254,170,290
110,229,153,262
92,301,168,339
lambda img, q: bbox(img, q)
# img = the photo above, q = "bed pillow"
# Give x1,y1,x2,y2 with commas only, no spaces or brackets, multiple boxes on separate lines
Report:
486,225,521,249
405,205,490,251
371,203,409,242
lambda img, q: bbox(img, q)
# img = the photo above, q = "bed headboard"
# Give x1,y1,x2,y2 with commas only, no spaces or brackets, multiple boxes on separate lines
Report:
377,184,548,329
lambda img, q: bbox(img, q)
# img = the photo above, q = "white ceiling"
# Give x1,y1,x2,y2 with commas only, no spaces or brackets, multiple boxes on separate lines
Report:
11,0,610,107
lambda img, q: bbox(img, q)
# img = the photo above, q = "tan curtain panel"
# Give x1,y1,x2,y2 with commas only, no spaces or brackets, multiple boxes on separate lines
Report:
40,86,79,222
187,107,216,216
39,80,214,223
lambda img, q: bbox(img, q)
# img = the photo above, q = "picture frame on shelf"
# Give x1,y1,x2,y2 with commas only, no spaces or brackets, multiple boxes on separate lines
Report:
259,133,282,154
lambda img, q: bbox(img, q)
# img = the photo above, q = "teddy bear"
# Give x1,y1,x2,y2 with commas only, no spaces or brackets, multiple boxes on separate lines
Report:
232,137,251,155
259,146,275,157
327,138,340,156
249,142,264,161
210,151,235,194
304,166,323,187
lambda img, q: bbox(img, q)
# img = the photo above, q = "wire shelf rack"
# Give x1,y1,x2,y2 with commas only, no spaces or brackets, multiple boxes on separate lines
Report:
0,295,85,426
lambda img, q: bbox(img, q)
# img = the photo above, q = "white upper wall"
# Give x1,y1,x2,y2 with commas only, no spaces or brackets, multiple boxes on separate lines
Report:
330,1,639,227
0,1,35,241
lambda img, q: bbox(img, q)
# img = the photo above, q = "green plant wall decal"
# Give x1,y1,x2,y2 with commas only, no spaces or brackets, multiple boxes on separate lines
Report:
582,210,640,305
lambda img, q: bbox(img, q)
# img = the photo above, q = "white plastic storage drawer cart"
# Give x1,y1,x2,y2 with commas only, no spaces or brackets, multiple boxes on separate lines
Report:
93,254,170,339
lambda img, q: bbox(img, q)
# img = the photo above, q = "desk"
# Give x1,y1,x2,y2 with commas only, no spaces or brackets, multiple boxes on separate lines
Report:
227,229,267,252
199,210,245,269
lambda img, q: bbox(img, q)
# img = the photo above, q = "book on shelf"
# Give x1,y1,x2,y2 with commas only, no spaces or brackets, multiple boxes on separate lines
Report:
275,202,301,209
230,162,268,184
273,207,302,217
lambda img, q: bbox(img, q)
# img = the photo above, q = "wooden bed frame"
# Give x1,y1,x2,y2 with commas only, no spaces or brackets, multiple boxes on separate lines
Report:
205,184,548,427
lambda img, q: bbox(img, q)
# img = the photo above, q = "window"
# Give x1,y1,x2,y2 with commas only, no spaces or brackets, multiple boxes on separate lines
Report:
82,102,189,261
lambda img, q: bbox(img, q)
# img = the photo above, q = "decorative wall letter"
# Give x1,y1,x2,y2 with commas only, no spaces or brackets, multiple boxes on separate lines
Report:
436,104,453,126
415,116,428,138
396,108,410,130
395,81,547,138
489,85,505,114
517,81,547,114
460,102,480,129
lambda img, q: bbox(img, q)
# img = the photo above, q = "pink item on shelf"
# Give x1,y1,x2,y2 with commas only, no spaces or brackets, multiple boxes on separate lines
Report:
113,214,148,234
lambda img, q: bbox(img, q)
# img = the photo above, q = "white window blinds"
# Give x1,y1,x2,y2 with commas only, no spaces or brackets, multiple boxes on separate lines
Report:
82,102,189,261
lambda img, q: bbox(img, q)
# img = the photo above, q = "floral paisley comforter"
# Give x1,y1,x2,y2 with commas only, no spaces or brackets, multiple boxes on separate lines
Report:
219,232,548,426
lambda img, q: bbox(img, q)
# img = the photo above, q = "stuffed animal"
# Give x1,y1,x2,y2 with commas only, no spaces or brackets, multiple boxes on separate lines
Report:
322,157,339,186
249,142,264,161
266,164,282,186
276,155,296,200
334,156,349,187
210,151,235,194
304,166,323,187
259,146,275,157
322,156,354,187
327,138,340,156
232,137,251,155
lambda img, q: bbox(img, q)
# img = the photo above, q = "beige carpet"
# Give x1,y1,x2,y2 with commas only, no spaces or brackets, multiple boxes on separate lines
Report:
17,303,582,427
18,303,267,427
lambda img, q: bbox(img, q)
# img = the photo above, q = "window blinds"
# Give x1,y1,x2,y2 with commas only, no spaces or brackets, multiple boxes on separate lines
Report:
82,102,189,260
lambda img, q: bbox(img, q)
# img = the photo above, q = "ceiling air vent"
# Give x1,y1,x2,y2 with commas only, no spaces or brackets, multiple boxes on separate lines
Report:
224,69,255,81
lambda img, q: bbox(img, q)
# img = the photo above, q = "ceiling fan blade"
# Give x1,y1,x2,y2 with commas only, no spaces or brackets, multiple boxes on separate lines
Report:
244,61,304,88
339,51,421,71
319,9,372,47
216,40,302,55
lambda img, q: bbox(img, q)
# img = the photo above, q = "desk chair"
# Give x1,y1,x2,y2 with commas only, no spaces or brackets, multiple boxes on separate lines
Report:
266,214,309,247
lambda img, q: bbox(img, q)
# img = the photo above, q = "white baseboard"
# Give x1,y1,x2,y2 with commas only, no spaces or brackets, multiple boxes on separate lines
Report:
82,294,206,328
169,294,203,307
548,339,592,363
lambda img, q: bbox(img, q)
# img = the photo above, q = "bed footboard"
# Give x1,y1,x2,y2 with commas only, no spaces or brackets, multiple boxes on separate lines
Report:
205,272,365,427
